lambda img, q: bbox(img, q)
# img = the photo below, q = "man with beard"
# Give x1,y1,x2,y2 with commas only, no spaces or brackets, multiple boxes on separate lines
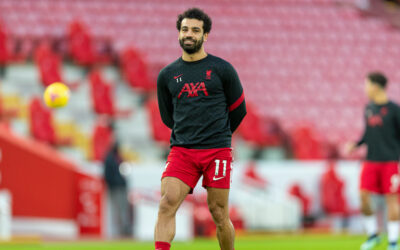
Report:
154,8,246,250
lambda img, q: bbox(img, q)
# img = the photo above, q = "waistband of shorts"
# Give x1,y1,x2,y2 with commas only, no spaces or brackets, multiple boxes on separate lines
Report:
171,146,232,152
364,161,399,166
365,160,399,163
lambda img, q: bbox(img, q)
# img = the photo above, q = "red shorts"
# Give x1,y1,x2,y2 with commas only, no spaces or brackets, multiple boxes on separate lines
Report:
360,161,400,194
162,146,233,193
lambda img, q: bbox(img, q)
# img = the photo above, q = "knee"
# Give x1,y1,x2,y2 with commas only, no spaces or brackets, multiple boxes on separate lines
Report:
360,193,369,206
158,193,180,216
388,206,400,221
360,192,372,214
386,196,400,220
208,203,228,227
360,205,371,215
361,198,369,210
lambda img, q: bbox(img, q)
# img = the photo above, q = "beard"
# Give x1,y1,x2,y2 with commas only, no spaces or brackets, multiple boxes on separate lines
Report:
179,36,204,54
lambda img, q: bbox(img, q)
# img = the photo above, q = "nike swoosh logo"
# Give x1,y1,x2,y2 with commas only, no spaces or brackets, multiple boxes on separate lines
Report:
174,74,183,79
213,176,225,181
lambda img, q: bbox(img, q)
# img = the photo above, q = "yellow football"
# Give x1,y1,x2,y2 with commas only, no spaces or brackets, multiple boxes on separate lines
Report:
43,82,70,108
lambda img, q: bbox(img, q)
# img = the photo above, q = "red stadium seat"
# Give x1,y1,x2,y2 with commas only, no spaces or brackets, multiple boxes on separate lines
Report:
191,193,245,236
320,161,348,216
0,21,27,65
68,20,95,66
291,125,323,160
145,96,171,146
0,23,10,65
191,194,214,237
34,42,80,89
238,103,283,147
229,205,245,232
241,161,268,189
288,183,312,217
34,43,63,87
67,20,111,66
91,117,114,161
88,70,132,118
29,97,56,144
89,70,115,116
120,47,155,94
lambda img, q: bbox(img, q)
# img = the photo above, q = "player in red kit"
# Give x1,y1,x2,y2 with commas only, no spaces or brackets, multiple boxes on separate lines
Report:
154,8,246,250
347,72,400,250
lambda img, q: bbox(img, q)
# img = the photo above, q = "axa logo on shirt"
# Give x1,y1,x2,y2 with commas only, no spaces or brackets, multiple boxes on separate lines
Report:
368,115,383,127
178,82,209,98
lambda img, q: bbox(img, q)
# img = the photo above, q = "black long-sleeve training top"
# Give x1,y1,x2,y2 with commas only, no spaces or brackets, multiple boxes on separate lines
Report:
356,101,400,161
157,54,246,149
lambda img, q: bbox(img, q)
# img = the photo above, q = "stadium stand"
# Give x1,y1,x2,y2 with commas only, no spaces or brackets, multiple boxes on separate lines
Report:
0,0,399,160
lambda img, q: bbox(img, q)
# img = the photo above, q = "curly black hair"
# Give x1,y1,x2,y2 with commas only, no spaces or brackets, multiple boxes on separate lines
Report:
368,72,388,89
176,8,212,34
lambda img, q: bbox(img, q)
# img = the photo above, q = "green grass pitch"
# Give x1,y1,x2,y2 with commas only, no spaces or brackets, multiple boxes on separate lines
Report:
1,234,390,250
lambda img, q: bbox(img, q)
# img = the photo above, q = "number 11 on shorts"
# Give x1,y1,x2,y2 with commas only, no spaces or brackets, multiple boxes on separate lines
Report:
214,159,227,178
